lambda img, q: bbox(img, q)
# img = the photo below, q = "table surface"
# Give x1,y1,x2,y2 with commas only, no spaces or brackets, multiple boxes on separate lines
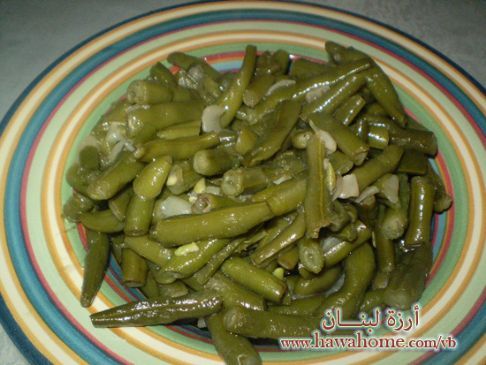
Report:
0,0,484,363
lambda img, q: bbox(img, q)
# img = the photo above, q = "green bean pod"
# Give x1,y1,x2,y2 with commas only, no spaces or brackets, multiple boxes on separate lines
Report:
124,235,173,267
294,266,342,297
139,133,219,162
108,187,133,221
127,100,204,133
298,237,325,274
427,162,453,212
166,160,202,195
359,289,385,314
221,257,286,303
63,191,95,222
158,280,189,298
86,152,144,200
397,149,428,175
149,62,177,88
80,230,111,307
223,307,320,339
251,177,306,216
151,202,274,245
322,221,371,267
245,100,301,166
333,94,367,126
404,176,435,247
305,134,333,238
373,205,396,274
207,313,262,365
381,174,410,239
277,246,300,270
124,195,154,236
243,74,275,107
156,120,201,140
351,145,404,191
328,151,354,175
221,167,269,197
121,248,148,287
91,291,222,327
205,272,266,311
163,239,229,278
384,242,432,309
301,73,367,120
317,243,375,319
270,295,324,316
251,213,305,265
310,113,369,165
127,80,173,105
217,45,257,127
193,147,240,176
132,155,172,199
80,209,124,233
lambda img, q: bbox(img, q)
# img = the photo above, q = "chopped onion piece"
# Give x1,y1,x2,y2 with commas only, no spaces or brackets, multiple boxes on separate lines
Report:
193,178,206,194
156,196,192,218
106,140,125,165
273,175,291,185
197,318,207,328
202,105,225,132
175,242,199,256
205,185,221,196
305,85,330,103
338,174,360,199
309,120,336,154
265,79,296,96
105,122,127,145
272,267,285,280
355,186,380,204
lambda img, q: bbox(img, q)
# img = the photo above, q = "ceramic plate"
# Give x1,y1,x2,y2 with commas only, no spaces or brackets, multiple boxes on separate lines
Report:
0,1,484,364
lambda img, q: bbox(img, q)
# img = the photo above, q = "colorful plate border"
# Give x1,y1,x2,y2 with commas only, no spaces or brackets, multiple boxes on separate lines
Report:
0,1,485,364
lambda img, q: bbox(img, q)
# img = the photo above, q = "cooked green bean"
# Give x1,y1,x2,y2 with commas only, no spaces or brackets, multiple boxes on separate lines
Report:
301,73,367,120
224,307,320,339
235,126,258,155
166,160,202,195
373,205,396,274
322,220,371,267
294,266,342,296
270,295,323,316
333,94,366,126
310,113,369,165
91,291,222,327
221,167,269,197
124,195,154,236
289,57,329,79
80,230,111,307
132,155,172,199
381,174,410,239
384,242,432,309
163,239,228,278
245,100,301,166
63,191,95,222
139,271,160,299
124,235,173,267
318,243,375,319
298,237,325,274
139,133,219,162
80,209,124,233
359,289,385,314
156,120,201,140
397,149,428,175
254,177,306,216
367,125,389,149
86,151,144,200
127,80,173,105
121,248,148,287
207,313,262,365
277,246,300,270
108,187,133,221
205,272,266,311
149,62,177,88
221,257,286,303
427,162,453,212
151,202,274,245
251,213,305,265
351,145,404,191
404,176,435,247
128,100,204,134
305,134,333,237
243,74,275,107
193,147,240,176
158,280,189,298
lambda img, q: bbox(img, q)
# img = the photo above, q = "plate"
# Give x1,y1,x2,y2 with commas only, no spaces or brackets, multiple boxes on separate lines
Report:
0,1,485,364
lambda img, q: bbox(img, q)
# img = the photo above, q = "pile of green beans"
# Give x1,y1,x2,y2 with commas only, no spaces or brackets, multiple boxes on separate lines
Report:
64,42,452,364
